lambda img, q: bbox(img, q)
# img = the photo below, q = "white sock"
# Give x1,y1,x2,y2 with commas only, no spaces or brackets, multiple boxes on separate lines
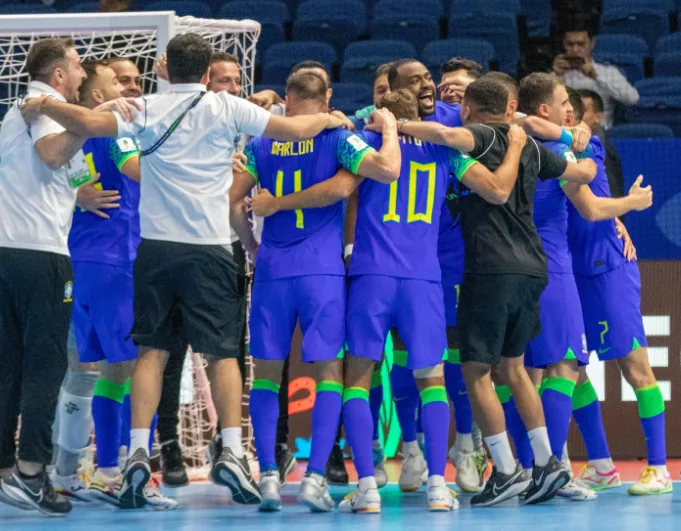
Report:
427,474,446,488
99,467,120,478
309,471,325,485
221,427,244,459
589,458,615,473
527,427,551,467
562,441,569,461
402,440,420,456
128,429,150,458
455,432,475,453
484,432,516,475
651,465,668,475
358,476,377,492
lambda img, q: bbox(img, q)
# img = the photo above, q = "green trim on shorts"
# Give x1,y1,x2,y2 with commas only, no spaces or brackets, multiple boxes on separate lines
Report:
564,348,577,360
317,380,343,395
635,384,665,419
446,349,461,364
420,385,448,406
370,370,382,389
572,379,599,410
393,349,408,367
336,347,346,359
632,337,643,351
343,386,369,404
124,378,131,396
93,378,126,404
252,378,281,393
495,384,511,404
540,377,576,398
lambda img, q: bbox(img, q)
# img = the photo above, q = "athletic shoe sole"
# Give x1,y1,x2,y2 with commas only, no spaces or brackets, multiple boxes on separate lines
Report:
87,487,121,507
1,481,67,517
525,469,570,505
472,479,532,508
259,497,282,512
0,484,32,511
213,462,261,505
298,490,334,512
161,477,189,489
119,463,151,510
628,486,673,496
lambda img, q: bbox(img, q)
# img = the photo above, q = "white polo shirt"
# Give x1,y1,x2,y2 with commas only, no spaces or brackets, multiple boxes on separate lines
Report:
115,83,270,246
0,81,78,256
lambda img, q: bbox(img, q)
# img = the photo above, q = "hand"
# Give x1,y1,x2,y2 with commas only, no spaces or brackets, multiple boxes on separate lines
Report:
325,112,348,130
330,110,356,131
153,52,169,81
232,152,248,173
76,173,121,219
507,123,527,149
582,59,597,80
552,55,570,77
364,107,394,133
20,95,48,124
616,218,637,261
628,175,653,211
570,126,591,153
94,97,141,122
437,78,469,104
250,188,279,217
248,90,278,110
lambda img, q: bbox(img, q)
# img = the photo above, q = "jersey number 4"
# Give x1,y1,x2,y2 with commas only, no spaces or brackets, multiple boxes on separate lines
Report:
383,161,436,224
276,169,304,229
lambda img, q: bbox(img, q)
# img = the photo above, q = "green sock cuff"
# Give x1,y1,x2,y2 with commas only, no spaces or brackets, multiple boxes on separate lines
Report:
317,380,343,395
635,384,665,419
393,349,408,367
124,378,131,396
445,349,460,364
252,379,281,393
540,377,576,398
370,370,382,389
572,379,599,410
495,384,511,404
420,385,448,406
343,386,369,404
93,378,125,403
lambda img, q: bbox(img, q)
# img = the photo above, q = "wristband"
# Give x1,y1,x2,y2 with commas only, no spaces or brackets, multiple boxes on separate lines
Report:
344,244,354,259
558,128,573,147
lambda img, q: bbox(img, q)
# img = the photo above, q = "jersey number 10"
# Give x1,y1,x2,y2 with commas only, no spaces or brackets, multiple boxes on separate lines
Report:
383,161,436,224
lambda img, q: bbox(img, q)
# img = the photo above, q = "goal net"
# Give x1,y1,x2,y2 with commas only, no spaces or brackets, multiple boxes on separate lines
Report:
0,11,261,480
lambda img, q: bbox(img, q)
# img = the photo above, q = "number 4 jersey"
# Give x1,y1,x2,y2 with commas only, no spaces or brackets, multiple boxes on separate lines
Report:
243,129,375,281
349,131,477,281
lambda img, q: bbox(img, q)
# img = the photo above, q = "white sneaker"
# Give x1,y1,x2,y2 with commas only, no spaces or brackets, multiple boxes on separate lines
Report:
339,487,381,513
628,466,673,496
577,465,622,491
427,484,459,512
144,477,178,511
49,468,91,502
298,473,334,512
87,470,122,506
557,477,597,501
399,448,427,492
258,471,282,512
373,443,388,489
449,446,480,493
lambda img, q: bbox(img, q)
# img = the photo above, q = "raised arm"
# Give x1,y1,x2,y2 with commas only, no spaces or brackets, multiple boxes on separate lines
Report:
262,113,347,143
563,175,652,222
394,121,476,153
561,159,597,184
353,109,401,183
33,131,87,170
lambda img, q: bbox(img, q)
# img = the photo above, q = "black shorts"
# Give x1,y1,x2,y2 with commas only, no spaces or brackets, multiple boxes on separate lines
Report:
131,239,245,359
458,273,547,365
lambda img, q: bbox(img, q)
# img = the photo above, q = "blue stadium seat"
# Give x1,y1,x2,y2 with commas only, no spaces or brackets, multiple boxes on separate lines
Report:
341,40,417,84
0,4,56,13
67,2,99,12
601,0,674,12
449,13,518,74
593,35,648,83
219,1,288,55
330,82,373,114
655,33,681,56
374,0,444,18
146,1,213,18
628,77,681,135
370,15,439,54
595,34,649,57
599,7,669,51
293,0,368,54
520,0,551,37
421,39,495,74
654,52,681,77
608,123,675,138
262,42,337,84
253,84,286,98
454,0,523,16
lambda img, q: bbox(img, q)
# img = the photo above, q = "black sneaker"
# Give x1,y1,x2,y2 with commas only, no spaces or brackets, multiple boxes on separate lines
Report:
471,464,531,508
1,467,72,516
119,448,151,510
275,444,297,485
524,456,570,505
161,440,189,488
210,447,261,505
325,444,349,486
207,433,222,469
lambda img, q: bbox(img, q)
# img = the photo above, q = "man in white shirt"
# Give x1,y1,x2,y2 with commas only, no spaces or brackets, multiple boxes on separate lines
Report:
553,28,640,129
0,37,87,517
22,32,346,510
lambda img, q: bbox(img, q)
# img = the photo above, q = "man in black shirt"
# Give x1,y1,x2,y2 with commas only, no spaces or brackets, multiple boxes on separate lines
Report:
397,77,597,507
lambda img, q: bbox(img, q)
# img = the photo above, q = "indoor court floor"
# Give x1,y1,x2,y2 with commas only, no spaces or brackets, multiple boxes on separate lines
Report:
2,460,679,530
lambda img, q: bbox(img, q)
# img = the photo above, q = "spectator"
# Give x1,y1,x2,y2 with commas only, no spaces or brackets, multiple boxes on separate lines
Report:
553,27,639,129
438,57,483,104
99,0,130,12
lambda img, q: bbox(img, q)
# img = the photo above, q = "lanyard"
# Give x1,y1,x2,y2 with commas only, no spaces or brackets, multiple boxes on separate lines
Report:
141,92,205,157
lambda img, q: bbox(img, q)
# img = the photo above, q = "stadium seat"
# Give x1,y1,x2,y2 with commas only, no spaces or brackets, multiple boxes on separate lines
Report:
599,7,669,51
218,1,288,55
655,33,681,56
253,84,286,98
329,82,373,114
369,15,439,54
601,0,675,12
262,42,337,84
293,0,368,54
0,3,56,13
520,0,551,37
454,0,523,17
593,35,648,83
449,13,518,74
373,0,444,18
654,52,681,77
421,38,495,74
341,40,417,84
608,123,675,138
146,1,213,18
628,77,681,135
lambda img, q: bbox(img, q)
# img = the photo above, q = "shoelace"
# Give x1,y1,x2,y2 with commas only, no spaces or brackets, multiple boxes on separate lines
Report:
639,466,658,484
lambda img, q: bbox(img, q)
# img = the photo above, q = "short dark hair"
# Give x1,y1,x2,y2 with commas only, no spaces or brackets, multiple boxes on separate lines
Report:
374,62,393,83
463,77,509,116
26,38,74,81
483,72,518,99
377,88,418,120
387,58,421,90
561,16,595,40
567,87,584,122
166,33,212,84
290,60,330,84
78,59,110,103
285,71,328,104
211,52,238,65
518,72,562,116
576,88,604,113
441,57,483,79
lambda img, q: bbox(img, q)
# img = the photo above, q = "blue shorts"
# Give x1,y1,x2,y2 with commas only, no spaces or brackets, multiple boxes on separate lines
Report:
441,264,463,328
576,262,648,361
525,273,589,368
346,275,446,370
72,262,137,364
249,275,345,363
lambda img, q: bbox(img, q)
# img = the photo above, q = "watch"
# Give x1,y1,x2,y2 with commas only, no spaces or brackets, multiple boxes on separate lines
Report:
397,119,409,133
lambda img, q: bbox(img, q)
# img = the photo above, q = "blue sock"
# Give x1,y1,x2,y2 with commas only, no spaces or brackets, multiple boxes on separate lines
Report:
370,369,383,442
342,387,373,479
121,379,131,448
572,379,611,460
149,413,158,454
308,381,343,476
420,385,449,477
496,385,534,469
444,352,472,434
540,377,576,457
249,379,280,473
92,378,125,468
390,364,419,443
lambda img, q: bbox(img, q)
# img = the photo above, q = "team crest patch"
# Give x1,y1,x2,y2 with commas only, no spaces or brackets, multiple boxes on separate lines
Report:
63,281,73,303
347,135,368,151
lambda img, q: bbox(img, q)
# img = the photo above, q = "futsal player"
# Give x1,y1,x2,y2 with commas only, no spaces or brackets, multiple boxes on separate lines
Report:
109,57,143,98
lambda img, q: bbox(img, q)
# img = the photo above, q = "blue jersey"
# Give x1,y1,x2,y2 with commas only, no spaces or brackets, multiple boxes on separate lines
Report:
568,137,626,276
68,137,140,266
244,129,374,281
349,131,477,281
429,101,462,127
534,140,576,274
